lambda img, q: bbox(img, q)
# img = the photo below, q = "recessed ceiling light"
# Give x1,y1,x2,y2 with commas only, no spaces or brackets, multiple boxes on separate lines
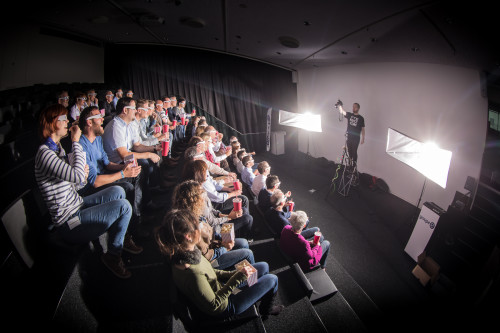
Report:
411,47,420,52
303,21,311,26
180,17,206,28
279,36,300,48
341,51,348,55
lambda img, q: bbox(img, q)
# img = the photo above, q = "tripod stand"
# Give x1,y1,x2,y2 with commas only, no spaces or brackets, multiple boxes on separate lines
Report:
325,134,359,199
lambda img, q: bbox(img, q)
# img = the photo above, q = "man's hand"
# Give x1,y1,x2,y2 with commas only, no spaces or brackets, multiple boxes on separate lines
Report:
228,172,237,180
149,152,160,163
123,163,141,178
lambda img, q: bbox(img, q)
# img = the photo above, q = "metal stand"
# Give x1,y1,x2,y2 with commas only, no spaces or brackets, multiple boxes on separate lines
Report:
338,153,359,197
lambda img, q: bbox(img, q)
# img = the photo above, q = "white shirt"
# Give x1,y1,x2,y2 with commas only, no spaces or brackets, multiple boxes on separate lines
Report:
252,174,267,196
102,116,141,163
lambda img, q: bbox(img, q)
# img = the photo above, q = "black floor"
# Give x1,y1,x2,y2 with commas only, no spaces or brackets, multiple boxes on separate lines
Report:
6,149,497,332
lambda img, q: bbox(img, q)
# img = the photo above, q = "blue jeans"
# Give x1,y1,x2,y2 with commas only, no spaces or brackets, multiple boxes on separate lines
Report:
211,238,255,270
57,186,132,256
223,262,279,316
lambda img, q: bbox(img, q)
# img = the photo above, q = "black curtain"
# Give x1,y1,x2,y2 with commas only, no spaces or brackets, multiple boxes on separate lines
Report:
104,44,297,152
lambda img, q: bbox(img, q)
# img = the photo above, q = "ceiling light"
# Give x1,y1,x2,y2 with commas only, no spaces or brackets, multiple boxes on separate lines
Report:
279,36,300,48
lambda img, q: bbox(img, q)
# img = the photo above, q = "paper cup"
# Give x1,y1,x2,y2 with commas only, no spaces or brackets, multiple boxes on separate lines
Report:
163,124,168,133
192,109,196,115
181,116,186,125
233,181,241,190
100,109,105,116
161,140,170,156
313,231,321,244
154,126,161,133
288,201,294,212
172,120,177,126
233,197,242,211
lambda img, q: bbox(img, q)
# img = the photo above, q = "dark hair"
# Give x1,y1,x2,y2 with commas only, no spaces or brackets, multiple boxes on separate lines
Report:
116,97,134,114
78,106,99,131
237,150,246,160
242,155,252,167
188,136,203,147
155,209,199,258
266,175,280,189
182,159,207,184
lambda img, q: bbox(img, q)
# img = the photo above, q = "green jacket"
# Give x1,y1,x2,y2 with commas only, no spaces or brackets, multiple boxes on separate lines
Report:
172,256,248,315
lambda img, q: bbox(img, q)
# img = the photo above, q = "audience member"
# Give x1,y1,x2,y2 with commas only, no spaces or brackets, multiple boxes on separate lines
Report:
241,155,258,187
126,89,134,98
57,90,69,108
258,175,291,214
87,89,99,107
172,180,254,270
252,161,270,196
280,211,330,271
69,92,87,122
78,106,154,240
265,190,317,237
155,209,283,318
112,88,123,108
99,90,116,124
35,104,136,279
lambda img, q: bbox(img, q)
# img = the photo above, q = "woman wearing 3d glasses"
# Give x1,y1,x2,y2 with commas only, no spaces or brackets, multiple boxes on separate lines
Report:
34,104,137,279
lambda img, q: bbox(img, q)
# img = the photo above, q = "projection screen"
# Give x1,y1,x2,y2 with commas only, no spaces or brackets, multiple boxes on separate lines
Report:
386,128,452,188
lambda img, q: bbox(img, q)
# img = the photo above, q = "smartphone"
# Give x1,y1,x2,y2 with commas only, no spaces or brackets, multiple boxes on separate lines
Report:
124,154,137,167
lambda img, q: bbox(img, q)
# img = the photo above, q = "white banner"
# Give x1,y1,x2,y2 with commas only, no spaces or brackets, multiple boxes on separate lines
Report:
266,108,272,151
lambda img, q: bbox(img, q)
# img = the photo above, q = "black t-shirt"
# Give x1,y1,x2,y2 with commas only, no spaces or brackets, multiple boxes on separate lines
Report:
345,112,365,137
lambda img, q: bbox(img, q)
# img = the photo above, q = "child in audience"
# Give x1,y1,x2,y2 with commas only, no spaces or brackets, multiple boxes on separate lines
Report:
155,209,284,318
279,211,330,272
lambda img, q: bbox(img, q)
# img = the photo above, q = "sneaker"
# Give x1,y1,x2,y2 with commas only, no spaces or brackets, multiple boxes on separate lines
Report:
101,253,131,279
123,234,143,254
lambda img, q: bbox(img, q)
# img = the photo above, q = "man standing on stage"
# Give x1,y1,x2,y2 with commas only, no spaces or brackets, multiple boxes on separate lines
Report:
339,102,365,166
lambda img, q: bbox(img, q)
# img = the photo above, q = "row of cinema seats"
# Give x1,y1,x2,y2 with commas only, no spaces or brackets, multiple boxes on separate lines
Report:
234,160,339,305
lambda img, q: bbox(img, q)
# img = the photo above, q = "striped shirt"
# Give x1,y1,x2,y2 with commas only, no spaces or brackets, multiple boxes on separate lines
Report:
34,142,86,227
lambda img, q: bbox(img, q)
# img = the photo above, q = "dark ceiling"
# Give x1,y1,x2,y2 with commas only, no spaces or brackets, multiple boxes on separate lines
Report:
6,0,500,81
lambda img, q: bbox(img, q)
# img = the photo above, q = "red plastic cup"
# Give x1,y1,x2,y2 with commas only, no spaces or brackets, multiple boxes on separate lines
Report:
192,109,196,115
233,197,242,211
288,201,294,212
100,109,105,116
161,140,170,156
233,181,241,190
313,231,321,244
163,124,168,133
181,116,186,125
154,126,161,133
172,120,177,126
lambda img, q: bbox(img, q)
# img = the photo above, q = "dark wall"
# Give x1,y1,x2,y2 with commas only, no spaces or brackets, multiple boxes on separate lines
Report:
104,44,298,152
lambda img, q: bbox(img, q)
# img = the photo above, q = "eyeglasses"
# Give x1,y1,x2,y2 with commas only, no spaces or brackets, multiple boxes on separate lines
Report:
77,97,87,101
124,106,136,110
88,93,96,96
138,107,149,112
58,96,69,101
86,114,103,121
196,141,205,145
106,94,114,97
164,100,171,103
57,115,68,121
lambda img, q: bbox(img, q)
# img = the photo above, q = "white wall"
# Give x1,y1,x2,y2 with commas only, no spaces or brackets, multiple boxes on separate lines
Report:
297,62,488,209
0,23,104,91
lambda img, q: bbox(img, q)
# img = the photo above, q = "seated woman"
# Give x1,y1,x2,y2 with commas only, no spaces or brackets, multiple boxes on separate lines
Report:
172,180,255,270
34,104,139,279
155,209,284,318
279,211,331,271
183,160,253,239
264,190,320,238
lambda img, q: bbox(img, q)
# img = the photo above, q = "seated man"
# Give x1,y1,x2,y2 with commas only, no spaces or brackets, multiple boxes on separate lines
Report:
203,127,232,170
265,190,315,237
251,161,270,196
279,211,330,271
78,106,154,240
102,97,169,203
241,155,258,187
258,175,291,214
99,90,117,126
235,150,247,174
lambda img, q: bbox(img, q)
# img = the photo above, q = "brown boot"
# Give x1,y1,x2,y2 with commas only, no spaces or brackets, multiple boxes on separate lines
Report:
101,252,131,279
123,234,143,254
